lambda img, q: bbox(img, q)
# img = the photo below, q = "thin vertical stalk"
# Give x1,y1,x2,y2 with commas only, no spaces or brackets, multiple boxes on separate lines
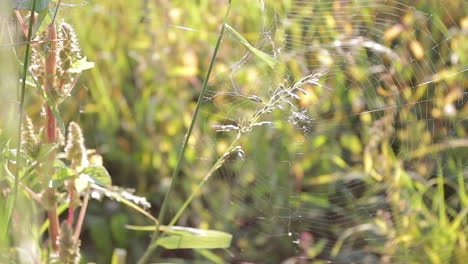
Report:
44,18,60,251
12,0,37,229
73,192,90,240
40,0,63,250
44,0,61,245
137,2,233,263
67,183,76,225
156,2,231,228
168,139,239,227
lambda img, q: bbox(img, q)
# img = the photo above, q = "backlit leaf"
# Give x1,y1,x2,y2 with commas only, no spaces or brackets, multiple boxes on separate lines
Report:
49,167,76,188
126,225,233,250
11,0,51,12
80,165,111,187
69,57,95,73
225,24,278,68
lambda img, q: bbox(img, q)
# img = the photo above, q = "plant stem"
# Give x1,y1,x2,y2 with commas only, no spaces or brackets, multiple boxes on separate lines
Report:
156,4,231,228
67,182,75,225
47,206,60,250
168,139,239,227
73,192,89,240
44,21,60,251
11,0,37,232
137,2,233,263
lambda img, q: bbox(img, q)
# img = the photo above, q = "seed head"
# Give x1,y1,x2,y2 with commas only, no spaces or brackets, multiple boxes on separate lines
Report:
30,47,45,84
22,116,40,158
57,22,81,83
64,122,87,168
58,222,81,264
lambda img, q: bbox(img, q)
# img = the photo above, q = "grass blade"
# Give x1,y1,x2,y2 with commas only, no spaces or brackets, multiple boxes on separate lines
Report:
12,0,37,235
127,225,232,250
225,23,278,68
137,3,233,263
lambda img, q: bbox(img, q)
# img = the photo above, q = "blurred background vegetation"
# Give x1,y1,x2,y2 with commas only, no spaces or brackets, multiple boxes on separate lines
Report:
1,0,467,263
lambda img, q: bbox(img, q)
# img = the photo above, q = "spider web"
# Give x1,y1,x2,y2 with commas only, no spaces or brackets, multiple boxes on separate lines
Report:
171,0,468,263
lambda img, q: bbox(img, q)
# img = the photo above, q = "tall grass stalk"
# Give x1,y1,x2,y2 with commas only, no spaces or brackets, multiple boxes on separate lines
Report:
137,2,233,263
12,0,37,231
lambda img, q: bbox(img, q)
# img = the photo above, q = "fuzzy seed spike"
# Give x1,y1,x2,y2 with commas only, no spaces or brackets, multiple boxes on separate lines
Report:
58,222,81,264
64,122,87,169
22,116,39,158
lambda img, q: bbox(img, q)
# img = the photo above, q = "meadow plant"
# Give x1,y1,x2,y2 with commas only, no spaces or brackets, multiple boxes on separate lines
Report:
0,2,151,263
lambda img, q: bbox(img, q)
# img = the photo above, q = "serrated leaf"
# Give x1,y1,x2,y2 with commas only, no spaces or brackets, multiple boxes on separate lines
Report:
11,0,51,12
69,57,95,73
225,24,278,68
127,225,233,250
49,167,76,188
53,167,76,179
80,165,111,187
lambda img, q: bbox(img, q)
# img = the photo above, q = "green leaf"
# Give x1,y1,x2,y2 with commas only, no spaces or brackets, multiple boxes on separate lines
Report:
49,166,76,188
80,165,112,187
53,167,76,180
157,227,232,249
0,194,14,246
225,24,278,68
52,159,66,168
74,177,89,193
127,225,233,250
21,145,57,182
32,7,51,35
69,57,95,73
29,73,66,136
11,0,51,12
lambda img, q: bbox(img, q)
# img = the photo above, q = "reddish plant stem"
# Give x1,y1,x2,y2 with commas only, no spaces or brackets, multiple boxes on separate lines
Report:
14,10,37,36
73,192,89,240
44,22,60,251
47,206,60,250
14,10,28,36
45,107,57,143
20,182,44,206
67,182,75,225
